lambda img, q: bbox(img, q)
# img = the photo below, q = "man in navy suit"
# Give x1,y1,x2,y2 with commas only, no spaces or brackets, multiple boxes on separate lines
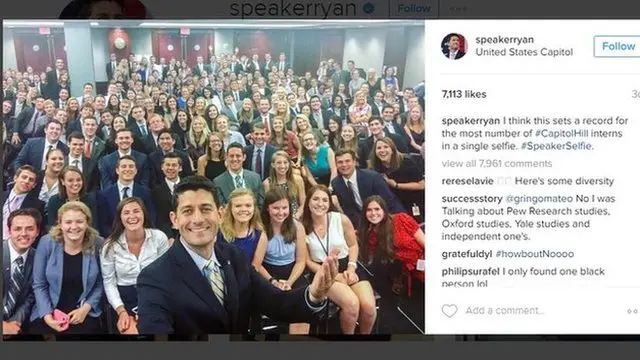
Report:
97,155,156,237
137,176,339,334
3,166,45,242
330,149,405,227
308,95,331,134
148,129,193,186
98,128,150,189
14,120,69,172
443,34,466,60
3,208,41,335
65,132,100,192
358,116,409,168
243,123,276,181
11,95,45,143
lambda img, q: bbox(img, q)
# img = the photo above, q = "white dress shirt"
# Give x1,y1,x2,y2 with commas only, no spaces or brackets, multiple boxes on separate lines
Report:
3,191,27,240
117,181,134,201
100,229,170,311
165,177,179,194
68,155,83,172
342,170,363,208
229,169,245,189
38,179,60,204
7,241,30,276
42,141,59,170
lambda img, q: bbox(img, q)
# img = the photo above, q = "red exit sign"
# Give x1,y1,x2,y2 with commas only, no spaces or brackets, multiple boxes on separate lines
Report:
180,28,190,35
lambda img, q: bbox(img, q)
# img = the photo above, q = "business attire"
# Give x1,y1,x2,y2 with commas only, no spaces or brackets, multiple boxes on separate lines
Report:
2,189,46,242
14,138,69,171
29,235,105,334
148,149,193,186
136,238,325,334
46,193,100,232
98,150,150,189
152,178,179,240
97,182,156,238
330,169,405,227
86,136,109,163
213,169,264,209
3,241,36,330
357,133,409,168
444,49,466,59
65,155,100,192
100,229,169,329
12,107,43,141
243,143,276,181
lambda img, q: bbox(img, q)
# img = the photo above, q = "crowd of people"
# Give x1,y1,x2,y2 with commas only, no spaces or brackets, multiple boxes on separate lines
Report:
2,47,425,337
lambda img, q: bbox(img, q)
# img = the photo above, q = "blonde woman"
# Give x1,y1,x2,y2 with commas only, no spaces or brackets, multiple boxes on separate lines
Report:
237,98,257,137
273,100,291,127
30,201,105,334
404,105,425,153
194,96,208,118
218,188,267,266
186,116,211,164
347,90,371,139
263,151,306,220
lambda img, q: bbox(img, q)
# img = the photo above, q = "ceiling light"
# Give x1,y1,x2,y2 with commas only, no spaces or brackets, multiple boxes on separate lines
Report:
90,22,99,26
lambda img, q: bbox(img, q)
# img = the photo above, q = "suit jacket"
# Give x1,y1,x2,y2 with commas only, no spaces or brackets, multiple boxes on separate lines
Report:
242,144,276,181
138,68,152,83
331,169,405,227
213,170,264,209
31,235,104,322
3,241,35,323
106,61,117,81
98,150,150,189
358,133,409,168
65,156,99,192
13,107,42,140
97,183,156,237
137,238,321,334
193,64,207,76
148,149,193,186
14,138,69,171
444,50,466,59
221,105,239,124
46,192,99,232
2,189,46,243
3,88,15,102
89,136,108,162
152,181,177,241
310,110,331,130
128,122,153,154
45,71,60,100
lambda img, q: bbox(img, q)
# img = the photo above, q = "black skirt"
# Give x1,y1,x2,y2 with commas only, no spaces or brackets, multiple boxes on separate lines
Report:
263,262,307,289
337,257,370,283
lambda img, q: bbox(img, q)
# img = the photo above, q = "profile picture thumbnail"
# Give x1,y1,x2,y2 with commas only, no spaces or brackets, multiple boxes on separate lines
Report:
441,33,467,60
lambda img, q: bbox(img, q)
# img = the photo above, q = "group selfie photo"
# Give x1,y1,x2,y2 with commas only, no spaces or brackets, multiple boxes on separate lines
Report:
1,19,426,340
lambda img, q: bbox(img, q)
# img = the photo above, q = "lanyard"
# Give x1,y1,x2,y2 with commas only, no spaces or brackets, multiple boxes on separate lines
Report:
313,214,331,256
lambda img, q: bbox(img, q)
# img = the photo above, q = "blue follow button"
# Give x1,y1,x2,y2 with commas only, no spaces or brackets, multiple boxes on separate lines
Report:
594,36,640,57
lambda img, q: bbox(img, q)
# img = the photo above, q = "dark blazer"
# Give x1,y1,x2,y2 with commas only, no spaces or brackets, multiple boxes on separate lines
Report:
89,137,109,162
137,238,322,334
45,71,60,100
98,150,150,189
242,144,277,181
13,108,42,141
151,180,177,241
97,183,156,237
148,149,193,186
14,138,69,172
213,170,264,209
106,61,117,81
330,169,405,227
309,110,331,130
46,192,99,232
30,235,105,322
128,122,153,154
3,241,35,324
357,133,409,169
444,50,466,59
65,155,99,192
2,189,45,243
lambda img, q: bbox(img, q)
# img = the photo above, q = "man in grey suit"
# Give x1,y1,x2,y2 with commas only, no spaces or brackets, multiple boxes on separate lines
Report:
3,208,40,335
213,142,264,209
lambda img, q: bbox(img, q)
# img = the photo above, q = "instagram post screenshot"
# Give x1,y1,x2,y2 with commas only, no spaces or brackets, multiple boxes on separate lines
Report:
426,19,640,339
1,0,427,342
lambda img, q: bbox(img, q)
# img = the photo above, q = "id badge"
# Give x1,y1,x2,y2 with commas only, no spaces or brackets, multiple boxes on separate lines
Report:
416,259,425,271
412,203,421,217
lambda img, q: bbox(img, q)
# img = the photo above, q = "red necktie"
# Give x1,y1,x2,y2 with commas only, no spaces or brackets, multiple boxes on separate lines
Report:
84,140,91,158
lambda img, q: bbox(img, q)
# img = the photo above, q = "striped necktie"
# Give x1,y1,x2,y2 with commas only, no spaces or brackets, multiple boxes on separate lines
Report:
4,257,25,318
205,260,226,304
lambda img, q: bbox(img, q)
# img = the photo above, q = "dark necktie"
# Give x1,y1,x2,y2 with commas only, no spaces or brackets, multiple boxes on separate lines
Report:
122,187,130,199
234,91,239,102
347,180,362,209
4,256,25,319
256,148,263,178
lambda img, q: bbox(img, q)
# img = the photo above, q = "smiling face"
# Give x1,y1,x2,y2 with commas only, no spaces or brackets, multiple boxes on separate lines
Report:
60,210,88,244
365,200,385,225
268,198,290,224
46,150,65,173
8,215,38,253
230,194,255,224
121,201,145,232
308,189,330,217
170,189,219,249
62,170,83,198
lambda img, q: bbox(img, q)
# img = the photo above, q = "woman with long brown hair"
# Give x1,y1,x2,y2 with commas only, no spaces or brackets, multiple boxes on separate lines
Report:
257,188,310,334
100,197,170,334
358,195,424,294
302,185,377,334
197,132,226,181
263,151,305,220
46,166,99,231
29,201,105,335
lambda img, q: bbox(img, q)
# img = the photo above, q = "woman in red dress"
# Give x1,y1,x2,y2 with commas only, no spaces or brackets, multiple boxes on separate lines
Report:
358,195,425,294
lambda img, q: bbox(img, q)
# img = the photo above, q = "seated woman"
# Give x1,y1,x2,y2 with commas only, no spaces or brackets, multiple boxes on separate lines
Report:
263,151,306,220
358,196,425,295
256,188,310,334
368,137,425,223
35,149,65,217
29,201,105,335
100,197,170,334
300,131,337,188
197,132,226,181
217,188,267,266
47,166,99,232
302,185,377,334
